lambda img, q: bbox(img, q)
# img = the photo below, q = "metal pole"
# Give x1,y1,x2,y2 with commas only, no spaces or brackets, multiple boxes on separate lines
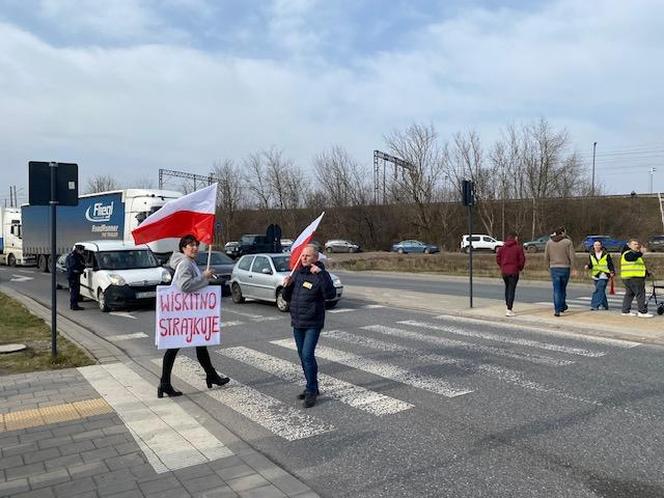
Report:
651,168,656,194
49,162,58,358
591,142,597,196
468,204,473,308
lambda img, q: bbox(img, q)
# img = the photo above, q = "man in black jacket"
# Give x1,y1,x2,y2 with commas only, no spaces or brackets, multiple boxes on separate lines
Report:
66,245,86,310
282,244,336,408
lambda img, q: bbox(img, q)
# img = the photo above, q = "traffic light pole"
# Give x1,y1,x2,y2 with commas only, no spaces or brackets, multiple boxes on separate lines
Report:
50,162,58,358
468,203,473,309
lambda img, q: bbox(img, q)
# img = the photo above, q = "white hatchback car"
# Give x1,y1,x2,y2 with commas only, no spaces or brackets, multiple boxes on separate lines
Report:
460,234,503,253
61,240,172,312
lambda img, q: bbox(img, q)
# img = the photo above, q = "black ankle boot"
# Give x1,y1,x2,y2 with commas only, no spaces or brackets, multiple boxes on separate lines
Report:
157,384,183,398
205,374,230,389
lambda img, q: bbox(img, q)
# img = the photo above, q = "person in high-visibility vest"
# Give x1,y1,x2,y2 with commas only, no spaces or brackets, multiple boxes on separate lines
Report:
620,239,652,318
584,240,615,310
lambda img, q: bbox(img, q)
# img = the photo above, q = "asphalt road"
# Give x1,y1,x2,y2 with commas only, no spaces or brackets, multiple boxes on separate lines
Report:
2,266,664,497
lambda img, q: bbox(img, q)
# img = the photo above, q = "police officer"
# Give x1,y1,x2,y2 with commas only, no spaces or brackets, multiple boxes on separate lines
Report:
66,244,85,310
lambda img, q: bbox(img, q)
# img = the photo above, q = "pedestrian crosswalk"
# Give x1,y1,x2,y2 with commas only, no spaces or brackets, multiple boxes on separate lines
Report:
535,295,626,310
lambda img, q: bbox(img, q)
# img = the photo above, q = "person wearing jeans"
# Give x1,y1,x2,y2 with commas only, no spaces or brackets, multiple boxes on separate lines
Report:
585,240,615,310
496,232,526,316
544,227,576,317
282,244,336,408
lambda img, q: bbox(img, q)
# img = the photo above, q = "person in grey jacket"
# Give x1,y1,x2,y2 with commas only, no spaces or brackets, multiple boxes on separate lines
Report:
158,235,230,398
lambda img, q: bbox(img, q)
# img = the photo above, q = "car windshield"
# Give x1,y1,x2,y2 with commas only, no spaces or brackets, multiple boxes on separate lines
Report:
272,256,290,272
195,252,234,265
97,250,159,270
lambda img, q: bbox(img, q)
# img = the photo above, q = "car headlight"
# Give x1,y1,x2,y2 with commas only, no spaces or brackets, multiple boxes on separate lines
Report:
161,269,172,283
332,277,342,287
108,273,126,286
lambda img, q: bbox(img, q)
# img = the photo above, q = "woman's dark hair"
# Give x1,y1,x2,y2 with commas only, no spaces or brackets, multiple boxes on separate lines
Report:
179,235,199,252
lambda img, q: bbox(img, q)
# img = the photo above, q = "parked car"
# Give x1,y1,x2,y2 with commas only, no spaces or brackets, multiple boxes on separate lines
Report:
56,241,172,312
224,241,241,259
230,253,343,311
523,235,550,253
581,235,626,252
391,240,439,254
237,234,281,256
280,238,294,253
325,239,361,253
460,234,503,253
647,235,664,252
194,251,235,294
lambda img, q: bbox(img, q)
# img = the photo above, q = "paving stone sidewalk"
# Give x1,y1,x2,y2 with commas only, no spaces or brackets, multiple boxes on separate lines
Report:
0,368,319,498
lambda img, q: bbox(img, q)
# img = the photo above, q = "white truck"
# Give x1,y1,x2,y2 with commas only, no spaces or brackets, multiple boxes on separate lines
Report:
22,189,183,271
0,207,31,266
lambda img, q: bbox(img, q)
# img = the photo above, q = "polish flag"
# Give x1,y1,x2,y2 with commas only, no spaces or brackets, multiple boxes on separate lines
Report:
132,184,217,245
289,212,325,270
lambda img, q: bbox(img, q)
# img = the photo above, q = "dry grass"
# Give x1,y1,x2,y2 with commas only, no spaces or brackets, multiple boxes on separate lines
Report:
325,251,664,283
0,292,93,375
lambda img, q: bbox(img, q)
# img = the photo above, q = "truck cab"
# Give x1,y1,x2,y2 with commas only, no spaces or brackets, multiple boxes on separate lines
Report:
0,207,32,266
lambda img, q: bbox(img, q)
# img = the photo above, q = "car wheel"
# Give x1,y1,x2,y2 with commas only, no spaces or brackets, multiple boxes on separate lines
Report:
325,300,338,309
526,246,537,253
231,282,245,304
97,289,110,312
397,248,404,254
348,247,353,253
276,288,289,312
424,248,430,254
7,254,16,267
38,254,49,272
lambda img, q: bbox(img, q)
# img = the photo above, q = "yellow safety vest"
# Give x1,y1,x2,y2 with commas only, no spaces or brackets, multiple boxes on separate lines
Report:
589,253,609,278
620,251,646,279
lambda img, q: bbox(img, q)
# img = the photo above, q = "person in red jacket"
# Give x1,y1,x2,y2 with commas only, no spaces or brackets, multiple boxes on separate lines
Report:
496,232,526,316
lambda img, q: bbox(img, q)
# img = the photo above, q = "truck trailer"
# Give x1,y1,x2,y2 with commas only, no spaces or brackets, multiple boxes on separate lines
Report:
0,207,31,266
22,189,182,271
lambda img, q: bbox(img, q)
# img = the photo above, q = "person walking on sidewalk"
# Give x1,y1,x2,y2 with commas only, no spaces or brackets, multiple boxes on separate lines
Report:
66,244,86,311
584,240,615,311
620,239,653,318
158,235,231,398
282,244,336,408
496,232,526,317
544,227,576,317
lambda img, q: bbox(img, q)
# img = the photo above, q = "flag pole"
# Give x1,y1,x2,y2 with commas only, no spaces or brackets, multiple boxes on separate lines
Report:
206,243,212,271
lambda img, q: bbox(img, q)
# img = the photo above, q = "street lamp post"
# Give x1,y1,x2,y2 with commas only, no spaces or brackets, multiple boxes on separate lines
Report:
650,167,656,194
591,142,597,196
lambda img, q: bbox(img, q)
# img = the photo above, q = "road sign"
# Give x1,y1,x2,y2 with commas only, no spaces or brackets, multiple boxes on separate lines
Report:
28,162,79,206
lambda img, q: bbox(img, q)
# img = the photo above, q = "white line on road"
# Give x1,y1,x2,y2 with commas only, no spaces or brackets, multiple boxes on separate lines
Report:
433,314,641,348
398,320,606,358
223,309,266,319
107,332,149,342
362,324,572,367
220,320,244,328
10,274,33,282
327,308,355,313
157,356,334,441
79,363,232,473
271,339,473,398
362,304,386,309
109,312,137,319
217,346,413,416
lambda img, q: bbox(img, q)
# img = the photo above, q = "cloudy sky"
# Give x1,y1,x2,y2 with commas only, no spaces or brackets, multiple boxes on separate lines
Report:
1,0,663,204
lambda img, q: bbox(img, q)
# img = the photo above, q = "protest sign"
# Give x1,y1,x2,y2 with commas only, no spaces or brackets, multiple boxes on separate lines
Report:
155,285,221,349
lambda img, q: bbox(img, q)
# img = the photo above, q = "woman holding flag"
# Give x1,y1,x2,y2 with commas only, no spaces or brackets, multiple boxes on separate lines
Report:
131,184,230,398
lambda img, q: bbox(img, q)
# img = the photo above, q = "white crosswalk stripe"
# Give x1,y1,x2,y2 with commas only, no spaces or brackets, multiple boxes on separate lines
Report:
155,356,334,441
107,332,149,342
362,304,386,309
327,308,355,313
217,346,413,416
398,320,606,358
220,320,244,328
270,339,473,398
362,324,571,367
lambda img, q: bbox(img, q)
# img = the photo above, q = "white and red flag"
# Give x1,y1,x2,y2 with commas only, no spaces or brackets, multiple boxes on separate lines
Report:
289,212,325,270
132,184,217,245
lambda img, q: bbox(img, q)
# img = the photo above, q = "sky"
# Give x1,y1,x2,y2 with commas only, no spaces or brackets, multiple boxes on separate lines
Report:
1,0,663,205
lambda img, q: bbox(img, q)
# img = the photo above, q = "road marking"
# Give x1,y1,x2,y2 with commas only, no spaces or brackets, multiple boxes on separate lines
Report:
363,325,572,367
107,332,149,342
79,363,232,473
224,309,265,319
271,339,473,398
220,320,244,328
327,308,354,313
1,398,112,431
362,304,385,309
109,312,137,319
398,320,605,358
9,274,33,282
217,346,412,416
157,356,334,441
433,314,641,348
252,316,283,322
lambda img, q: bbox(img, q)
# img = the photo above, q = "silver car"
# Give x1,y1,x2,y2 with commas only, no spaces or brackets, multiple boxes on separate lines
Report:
230,253,343,312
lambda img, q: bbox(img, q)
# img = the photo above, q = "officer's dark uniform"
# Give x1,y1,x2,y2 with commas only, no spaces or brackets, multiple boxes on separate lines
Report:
66,246,86,310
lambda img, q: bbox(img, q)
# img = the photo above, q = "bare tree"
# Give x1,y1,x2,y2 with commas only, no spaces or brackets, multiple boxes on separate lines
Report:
85,175,119,194
385,123,445,238
243,152,272,210
314,146,371,207
211,159,245,241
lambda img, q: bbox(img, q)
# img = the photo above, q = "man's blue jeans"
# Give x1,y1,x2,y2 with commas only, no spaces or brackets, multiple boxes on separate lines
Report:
550,268,570,313
590,278,609,310
293,327,321,394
